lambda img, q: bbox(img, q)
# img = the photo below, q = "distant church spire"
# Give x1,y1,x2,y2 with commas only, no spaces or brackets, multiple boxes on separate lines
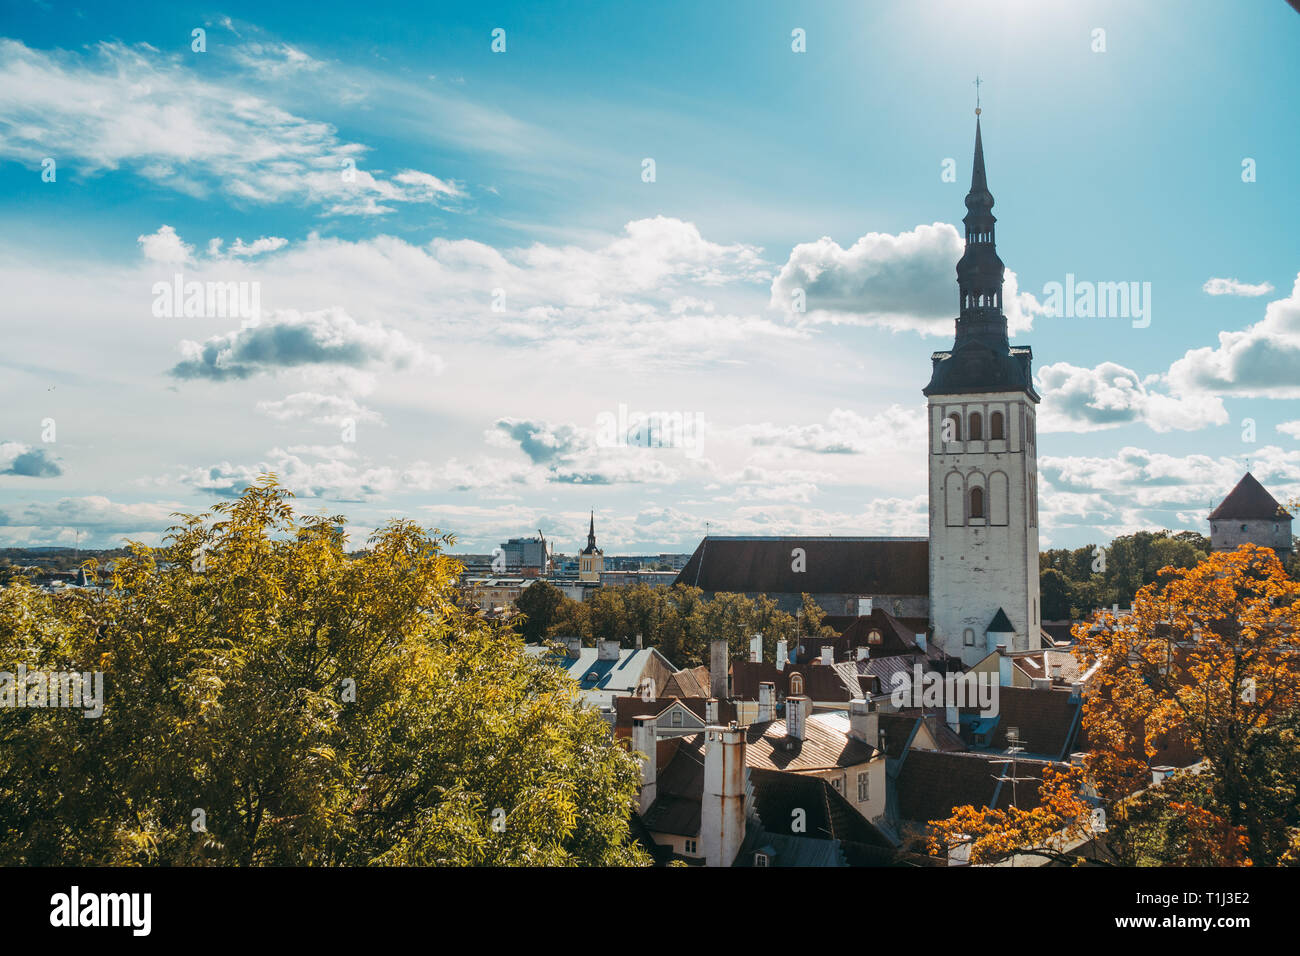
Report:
582,511,599,554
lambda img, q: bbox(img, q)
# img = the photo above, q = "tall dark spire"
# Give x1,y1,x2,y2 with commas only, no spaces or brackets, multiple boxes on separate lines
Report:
582,511,600,555
924,108,1038,400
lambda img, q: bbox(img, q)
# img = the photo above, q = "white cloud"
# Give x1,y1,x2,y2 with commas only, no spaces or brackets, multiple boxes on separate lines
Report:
1168,273,1300,398
769,222,1045,335
170,308,430,381
137,225,194,265
256,392,383,427
1203,277,1274,297
1278,421,1300,440
732,405,925,454
0,39,462,215
1036,361,1228,433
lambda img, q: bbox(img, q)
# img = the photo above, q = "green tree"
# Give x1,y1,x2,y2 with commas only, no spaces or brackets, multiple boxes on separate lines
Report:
513,578,564,641
0,477,648,866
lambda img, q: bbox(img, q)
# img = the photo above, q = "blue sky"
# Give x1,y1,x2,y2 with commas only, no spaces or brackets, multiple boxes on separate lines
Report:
1,0,1298,553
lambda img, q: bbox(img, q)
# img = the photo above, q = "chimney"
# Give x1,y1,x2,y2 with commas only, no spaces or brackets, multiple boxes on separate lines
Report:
632,716,657,815
705,698,718,724
635,632,643,650
996,644,1012,687
1031,677,1051,692
859,597,873,616
820,645,834,666
849,698,878,748
915,632,927,653
563,636,583,659
775,640,788,671
710,639,728,701
749,633,763,663
757,682,775,723
786,695,810,742
701,725,747,867
598,639,621,661
945,704,959,732
856,646,869,661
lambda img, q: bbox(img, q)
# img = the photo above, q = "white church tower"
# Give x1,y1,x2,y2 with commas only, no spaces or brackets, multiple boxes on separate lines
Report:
923,111,1041,667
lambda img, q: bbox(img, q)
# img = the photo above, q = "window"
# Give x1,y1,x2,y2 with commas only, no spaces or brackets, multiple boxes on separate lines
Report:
946,413,962,442
832,775,843,792
990,411,1005,440
684,839,697,854
1241,524,1249,532
970,486,985,520
867,629,883,645
670,708,683,727
963,627,975,646
754,852,769,867
858,772,870,802
969,412,983,440
789,673,804,696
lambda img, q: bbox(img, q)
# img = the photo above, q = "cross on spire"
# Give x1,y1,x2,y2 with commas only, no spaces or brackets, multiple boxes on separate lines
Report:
974,74,982,114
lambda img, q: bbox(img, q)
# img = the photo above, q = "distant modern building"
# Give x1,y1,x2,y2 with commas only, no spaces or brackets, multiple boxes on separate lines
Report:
1209,472,1293,557
499,536,548,571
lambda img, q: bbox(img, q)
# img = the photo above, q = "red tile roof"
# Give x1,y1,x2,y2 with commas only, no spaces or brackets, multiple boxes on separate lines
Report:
1209,472,1291,520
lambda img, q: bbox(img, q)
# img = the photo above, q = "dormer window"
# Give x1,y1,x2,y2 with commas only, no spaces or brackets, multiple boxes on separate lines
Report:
754,852,769,867
789,673,805,696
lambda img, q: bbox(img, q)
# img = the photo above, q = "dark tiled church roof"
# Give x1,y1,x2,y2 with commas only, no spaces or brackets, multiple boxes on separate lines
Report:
1209,472,1291,521
674,536,928,595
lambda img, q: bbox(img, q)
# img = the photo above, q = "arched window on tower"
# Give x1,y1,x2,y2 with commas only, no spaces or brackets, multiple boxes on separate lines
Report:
990,411,1005,440
946,414,961,442
970,486,985,520
969,412,983,441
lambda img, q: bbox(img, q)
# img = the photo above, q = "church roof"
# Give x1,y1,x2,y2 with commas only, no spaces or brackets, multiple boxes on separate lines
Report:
987,608,1015,634
674,536,928,596
1209,472,1291,521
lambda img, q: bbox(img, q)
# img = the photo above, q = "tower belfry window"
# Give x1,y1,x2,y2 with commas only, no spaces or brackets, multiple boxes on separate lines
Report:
970,486,985,520
969,412,983,441
990,411,1004,440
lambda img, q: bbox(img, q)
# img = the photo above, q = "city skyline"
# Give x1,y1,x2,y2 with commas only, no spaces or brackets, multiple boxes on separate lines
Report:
2,0,1299,553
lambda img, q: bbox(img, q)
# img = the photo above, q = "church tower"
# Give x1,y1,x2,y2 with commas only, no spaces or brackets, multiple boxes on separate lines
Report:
578,511,604,582
923,112,1041,666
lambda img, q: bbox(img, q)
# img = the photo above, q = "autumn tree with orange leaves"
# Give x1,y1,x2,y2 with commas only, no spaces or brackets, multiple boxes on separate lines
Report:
930,545,1300,866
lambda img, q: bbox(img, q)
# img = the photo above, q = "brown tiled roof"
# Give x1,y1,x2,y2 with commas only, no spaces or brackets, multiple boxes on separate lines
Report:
744,714,878,772
662,665,709,698
674,536,928,595
834,608,925,660
641,735,705,836
1014,649,1083,685
963,685,1083,759
748,768,893,848
731,660,858,702
1209,472,1291,520
895,750,1053,823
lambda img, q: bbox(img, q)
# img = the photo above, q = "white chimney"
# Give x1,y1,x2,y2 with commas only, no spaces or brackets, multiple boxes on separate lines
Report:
635,633,643,650
705,698,718,724
820,645,834,666
757,682,775,723
849,698,878,748
996,644,1012,686
1031,677,1051,691
749,633,762,663
598,639,621,661
710,639,728,700
915,632,927,652
701,724,747,867
859,597,873,616
632,716,657,815
786,695,810,742
563,636,583,658
945,704,959,732
856,646,869,661
776,640,788,672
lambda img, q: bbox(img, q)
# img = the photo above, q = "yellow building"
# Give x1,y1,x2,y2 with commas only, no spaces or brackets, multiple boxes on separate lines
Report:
578,511,604,583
